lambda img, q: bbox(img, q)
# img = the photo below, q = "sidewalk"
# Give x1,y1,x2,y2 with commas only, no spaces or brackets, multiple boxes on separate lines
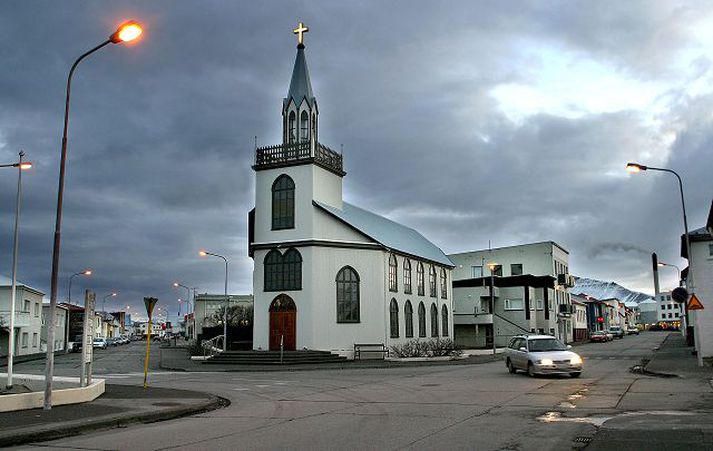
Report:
644,332,713,378
0,384,227,447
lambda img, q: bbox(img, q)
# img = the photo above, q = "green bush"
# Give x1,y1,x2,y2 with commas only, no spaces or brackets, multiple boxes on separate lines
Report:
390,338,462,358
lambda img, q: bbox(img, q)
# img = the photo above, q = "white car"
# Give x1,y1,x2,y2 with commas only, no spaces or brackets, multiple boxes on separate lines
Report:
93,337,108,349
504,335,583,378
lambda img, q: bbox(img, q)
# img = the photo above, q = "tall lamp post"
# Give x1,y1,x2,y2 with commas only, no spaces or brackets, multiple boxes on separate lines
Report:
2,153,33,389
173,282,194,314
658,262,682,286
199,250,229,351
68,270,92,305
102,292,118,313
44,20,144,410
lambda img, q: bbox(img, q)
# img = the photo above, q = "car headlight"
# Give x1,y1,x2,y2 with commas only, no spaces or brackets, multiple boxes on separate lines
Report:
570,355,583,365
539,358,554,365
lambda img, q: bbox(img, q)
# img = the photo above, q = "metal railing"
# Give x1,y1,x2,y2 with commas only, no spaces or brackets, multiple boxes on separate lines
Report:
201,334,225,358
254,141,343,174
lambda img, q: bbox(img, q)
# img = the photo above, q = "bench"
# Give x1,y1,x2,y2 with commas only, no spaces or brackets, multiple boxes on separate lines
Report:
353,343,389,360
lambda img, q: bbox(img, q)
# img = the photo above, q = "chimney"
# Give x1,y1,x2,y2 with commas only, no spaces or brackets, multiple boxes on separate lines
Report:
652,252,661,297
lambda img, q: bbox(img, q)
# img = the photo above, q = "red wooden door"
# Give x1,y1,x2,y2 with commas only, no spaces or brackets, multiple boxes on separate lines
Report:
269,295,296,351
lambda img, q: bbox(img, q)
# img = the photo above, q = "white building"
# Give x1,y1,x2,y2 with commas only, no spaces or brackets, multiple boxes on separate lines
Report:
572,298,588,342
248,27,454,356
655,291,683,326
684,202,713,365
449,241,574,345
0,276,44,357
41,301,69,352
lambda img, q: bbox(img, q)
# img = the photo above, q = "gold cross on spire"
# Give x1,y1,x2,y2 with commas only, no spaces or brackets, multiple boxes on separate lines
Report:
293,21,309,46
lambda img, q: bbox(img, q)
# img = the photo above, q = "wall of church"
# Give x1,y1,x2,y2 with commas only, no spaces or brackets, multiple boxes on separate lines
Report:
313,208,372,243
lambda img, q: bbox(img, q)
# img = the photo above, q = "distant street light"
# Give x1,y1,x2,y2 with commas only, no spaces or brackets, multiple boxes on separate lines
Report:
67,270,92,305
3,151,33,389
658,262,682,286
199,250,229,351
102,292,118,313
173,282,194,314
44,19,144,411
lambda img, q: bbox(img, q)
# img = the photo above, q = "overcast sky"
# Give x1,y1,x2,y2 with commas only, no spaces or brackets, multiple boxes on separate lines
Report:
1,1,712,321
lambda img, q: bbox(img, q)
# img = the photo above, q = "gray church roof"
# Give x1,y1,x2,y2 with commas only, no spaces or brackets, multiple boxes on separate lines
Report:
284,46,316,108
314,201,454,267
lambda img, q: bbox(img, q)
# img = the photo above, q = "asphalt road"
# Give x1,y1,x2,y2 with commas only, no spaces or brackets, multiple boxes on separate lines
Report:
13,332,713,450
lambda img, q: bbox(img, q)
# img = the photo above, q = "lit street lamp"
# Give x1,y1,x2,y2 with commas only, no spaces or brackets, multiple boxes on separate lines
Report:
3,152,33,389
173,282,195,314
199,250,229,351
102,292,118,313
44,20,144,411
658,262,682,286
67,270,92,305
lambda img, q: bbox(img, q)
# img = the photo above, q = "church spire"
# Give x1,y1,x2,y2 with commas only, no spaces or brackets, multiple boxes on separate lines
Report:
283,21,318,147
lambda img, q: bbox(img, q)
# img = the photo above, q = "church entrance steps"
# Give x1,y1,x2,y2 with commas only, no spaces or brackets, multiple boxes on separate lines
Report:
202,350,348,365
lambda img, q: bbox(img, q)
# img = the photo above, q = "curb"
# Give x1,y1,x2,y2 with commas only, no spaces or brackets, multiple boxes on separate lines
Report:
0,393,229,448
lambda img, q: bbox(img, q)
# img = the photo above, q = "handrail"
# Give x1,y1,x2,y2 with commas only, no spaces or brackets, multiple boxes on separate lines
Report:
201,334,225,358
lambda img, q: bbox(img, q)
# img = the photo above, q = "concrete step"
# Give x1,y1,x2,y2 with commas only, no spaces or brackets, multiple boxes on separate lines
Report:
203,350,348,365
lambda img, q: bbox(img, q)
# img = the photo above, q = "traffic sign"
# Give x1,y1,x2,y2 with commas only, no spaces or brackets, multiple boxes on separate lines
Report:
672,287,689,303
687,294,704,310
144,297,158,317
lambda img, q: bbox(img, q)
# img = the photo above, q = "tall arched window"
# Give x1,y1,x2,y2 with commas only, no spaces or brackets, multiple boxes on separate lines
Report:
283,248,302,290
288,111,296,143
440,268,448,299
403,259,412,294
300,110,309,142
264,250,282,291
404,300,413,338
272,175,295,230
442,305,449,337
417,262,424,296
336,266,360,323
429,266,437,297
389,299,399,338
418,302,426,338
388,254,398,292
431,303,439,337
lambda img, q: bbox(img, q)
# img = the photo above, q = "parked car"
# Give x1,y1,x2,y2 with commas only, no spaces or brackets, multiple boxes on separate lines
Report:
608,326,625,339
590,331,610,342
626,326,640,335
119,336,130,344
93,337,108,349
107,337,119,346
504,335,583,378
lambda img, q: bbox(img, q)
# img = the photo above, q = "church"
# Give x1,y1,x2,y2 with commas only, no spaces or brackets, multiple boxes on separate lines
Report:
248,23,454,356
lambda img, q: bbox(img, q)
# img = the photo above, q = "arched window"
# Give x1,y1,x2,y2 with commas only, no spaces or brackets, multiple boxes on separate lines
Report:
404,300,413,338
418,302,426,338
336,266,360,323
389,299,399,338
283,248,302,290
440,268,448,299
442,305,449,337
429,266,437,297
388,254,398,292
403,259,412,294
264,250,282,291
417,262,424,296
300,110,309,142
272,175,295,230
288,111,296,143
431,303,439,337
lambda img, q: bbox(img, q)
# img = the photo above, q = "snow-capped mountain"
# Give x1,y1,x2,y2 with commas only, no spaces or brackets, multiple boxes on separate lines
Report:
571,276,653,304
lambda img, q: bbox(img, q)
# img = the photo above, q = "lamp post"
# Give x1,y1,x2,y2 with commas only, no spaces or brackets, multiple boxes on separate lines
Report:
3,152,33,389
68,270,92,305
44,20,144,411
487,262,498,355
102,292,117,313
173,282,194,314
199,250,229,351
657,262,682,286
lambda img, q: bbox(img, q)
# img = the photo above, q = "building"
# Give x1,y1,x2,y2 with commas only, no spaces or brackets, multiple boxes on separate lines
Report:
683,200,713,365
449,241,574,346
572,298,588,342
248,26,454,355
637,299,658,326
0,276,44,357
193,293,253,341
655,291,683,327
41,301,69,352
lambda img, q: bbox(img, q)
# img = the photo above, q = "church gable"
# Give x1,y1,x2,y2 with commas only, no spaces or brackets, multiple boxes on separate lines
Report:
313,204,376,244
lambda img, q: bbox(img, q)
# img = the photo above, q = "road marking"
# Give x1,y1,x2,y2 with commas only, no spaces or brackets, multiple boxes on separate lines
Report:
233,388,250,391
255,384,270,388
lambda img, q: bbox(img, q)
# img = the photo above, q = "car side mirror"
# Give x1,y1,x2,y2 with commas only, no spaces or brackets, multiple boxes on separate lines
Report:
567,345,572,349
519,347,527,352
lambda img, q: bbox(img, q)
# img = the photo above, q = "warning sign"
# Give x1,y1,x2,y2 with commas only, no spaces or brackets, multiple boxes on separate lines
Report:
687,294,704,310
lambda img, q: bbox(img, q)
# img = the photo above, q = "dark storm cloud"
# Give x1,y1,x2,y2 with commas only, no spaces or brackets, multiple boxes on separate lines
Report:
0,1,711,319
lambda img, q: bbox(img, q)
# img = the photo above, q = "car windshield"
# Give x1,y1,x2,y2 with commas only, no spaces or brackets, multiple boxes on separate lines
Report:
528,338,567,352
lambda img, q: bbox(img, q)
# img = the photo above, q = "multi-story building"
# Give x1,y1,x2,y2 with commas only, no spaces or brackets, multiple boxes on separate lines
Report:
41,301,69,352
655,291,683,327
449,241,574,347
637,299,658,326
572,298,588,342
0,276,44,357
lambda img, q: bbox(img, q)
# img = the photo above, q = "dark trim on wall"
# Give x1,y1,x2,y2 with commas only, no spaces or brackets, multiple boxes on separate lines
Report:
251,240,382,253
524,286,530,320
544,288,550,320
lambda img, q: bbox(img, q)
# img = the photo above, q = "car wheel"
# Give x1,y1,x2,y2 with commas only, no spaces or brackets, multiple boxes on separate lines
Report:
507,359,516,374
570,372,581,378
527,362,537,377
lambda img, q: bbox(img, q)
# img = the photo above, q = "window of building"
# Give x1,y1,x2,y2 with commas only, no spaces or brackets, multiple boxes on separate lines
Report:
390,299,399,338
536,299,543,310
418,302,426,337
264,248,302,291
471,265,483,278
668,313,672,319
675,312,680,317
510,264,523,276
709,243,713,256
440,269,448,299
666,295,671,301
21,332,28,348
505,298,524,310
288,111,296,143
34,302,40,317
300,110,309,142
417,263,425,296
336,266,360,323
389,254,398,292
23,299,30,312
405,301,414,338
403,259,412,294
32,333,38,348
272,174,295,230
430,303,439,337
429,266,437,297
442,305,449,337
491,265,503,277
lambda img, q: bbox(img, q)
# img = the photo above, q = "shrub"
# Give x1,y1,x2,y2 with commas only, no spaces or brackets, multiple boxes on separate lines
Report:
390,338,462,358
186,339,204,356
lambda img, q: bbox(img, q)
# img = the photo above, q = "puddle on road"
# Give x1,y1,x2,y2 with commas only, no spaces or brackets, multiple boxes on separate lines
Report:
537,410,697,427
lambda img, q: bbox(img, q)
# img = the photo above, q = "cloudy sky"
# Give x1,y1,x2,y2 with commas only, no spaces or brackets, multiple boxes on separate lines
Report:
1,1,712,321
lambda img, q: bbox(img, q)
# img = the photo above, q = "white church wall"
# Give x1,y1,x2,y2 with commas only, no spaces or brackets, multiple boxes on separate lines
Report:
312,164,342,208
313,207,372,243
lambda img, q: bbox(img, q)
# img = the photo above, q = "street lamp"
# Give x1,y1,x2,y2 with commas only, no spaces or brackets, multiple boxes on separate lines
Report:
173,282,194,314
658,262,682,286
102,292,118,313
44,19,144,411
67,270,92,305
487,262,498,355
199,250,229,351
3,151,33,389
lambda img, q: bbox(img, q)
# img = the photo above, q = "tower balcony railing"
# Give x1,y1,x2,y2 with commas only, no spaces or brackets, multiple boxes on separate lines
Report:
254,141,344,175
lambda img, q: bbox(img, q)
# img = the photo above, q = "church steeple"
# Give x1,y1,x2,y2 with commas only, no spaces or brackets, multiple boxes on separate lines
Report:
282,22,318,149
